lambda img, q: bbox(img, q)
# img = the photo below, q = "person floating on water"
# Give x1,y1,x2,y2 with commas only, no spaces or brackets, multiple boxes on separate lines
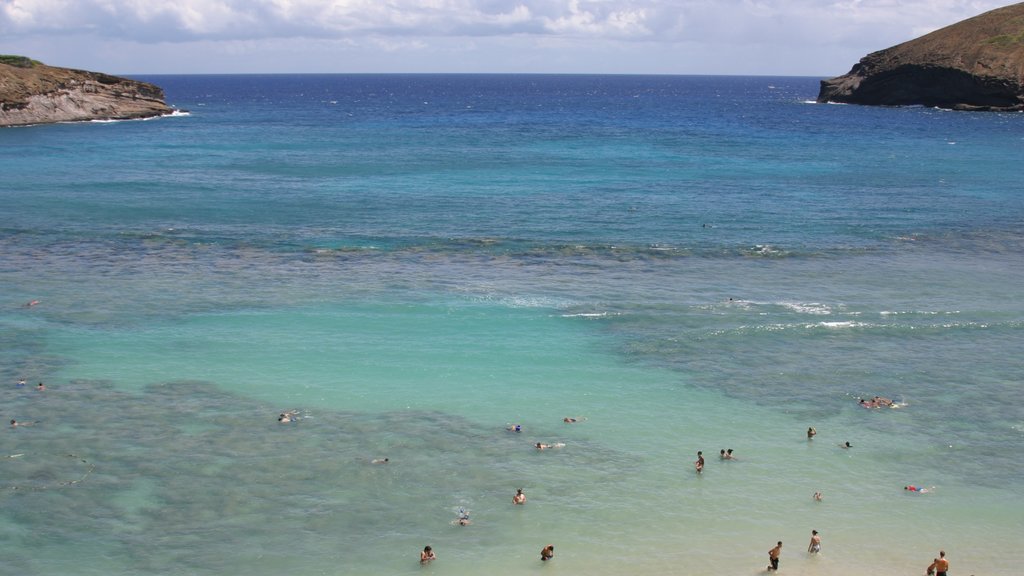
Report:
535,442,564,450
277,410,300,423
904,485,934,493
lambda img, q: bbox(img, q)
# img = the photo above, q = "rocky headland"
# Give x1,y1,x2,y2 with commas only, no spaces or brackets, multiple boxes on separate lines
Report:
818,2,1024,111
0,55,173,127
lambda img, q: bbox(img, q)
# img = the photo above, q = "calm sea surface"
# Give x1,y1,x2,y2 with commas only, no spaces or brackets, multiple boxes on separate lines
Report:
2,74,1022,575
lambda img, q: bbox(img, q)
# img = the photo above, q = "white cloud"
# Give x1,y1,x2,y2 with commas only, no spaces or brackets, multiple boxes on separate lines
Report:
0,0,1015,74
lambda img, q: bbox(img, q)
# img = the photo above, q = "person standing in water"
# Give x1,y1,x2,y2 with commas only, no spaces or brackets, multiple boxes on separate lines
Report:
695,451,704,473
540,544,554,561
513,488,526,505
926,550,949,576
808,530,821,554
767,541,782,571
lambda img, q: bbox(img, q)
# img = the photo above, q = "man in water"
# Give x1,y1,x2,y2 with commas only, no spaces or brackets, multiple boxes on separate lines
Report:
926,550,949,576
513,488,526,505
420,546,435,563
807,530,821,554
767,541,782,571
695,451,704,472
540,544,554,561
807,427,816,439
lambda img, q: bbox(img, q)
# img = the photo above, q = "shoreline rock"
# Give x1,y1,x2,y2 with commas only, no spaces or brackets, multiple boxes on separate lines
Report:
817,3,1024,111
1,56,174,127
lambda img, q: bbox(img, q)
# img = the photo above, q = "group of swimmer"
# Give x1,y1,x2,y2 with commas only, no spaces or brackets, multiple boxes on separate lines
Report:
420,542,555,564
751,425,941,572
419,417,588,565
9,379,46,428
693,448,739,473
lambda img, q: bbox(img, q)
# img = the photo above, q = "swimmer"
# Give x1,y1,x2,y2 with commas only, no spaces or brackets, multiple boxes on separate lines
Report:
36,382,45,391
453,508,471,526
813,491,823,501
10,419,35,428
540,544,555,561
563,416,586,423
16,379,26,388
513,488,526,505
725,448,737,460
807,426,816,439
507,424,522,432
23,300,40,308
858,398,878,409
277,410,300,423
808,530,821,554
840,441,852,449
420,545,436,563
874,396,893,407
695,451,704,472
904,485,934,493
720,449,728,459
535,442,564,450
371,458,389,464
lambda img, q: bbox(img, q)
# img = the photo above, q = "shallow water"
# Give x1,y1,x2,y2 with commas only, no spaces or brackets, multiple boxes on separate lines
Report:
2,74,1023,575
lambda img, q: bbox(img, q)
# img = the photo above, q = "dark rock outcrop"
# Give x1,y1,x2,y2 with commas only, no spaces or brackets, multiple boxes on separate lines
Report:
818,2,1024,111
1,56,174,127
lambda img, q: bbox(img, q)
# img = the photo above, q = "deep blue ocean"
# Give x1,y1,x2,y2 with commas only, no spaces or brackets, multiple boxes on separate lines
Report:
2,74,1022,575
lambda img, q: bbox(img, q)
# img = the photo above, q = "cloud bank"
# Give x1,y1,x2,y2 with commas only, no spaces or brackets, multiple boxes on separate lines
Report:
0,1,1013,74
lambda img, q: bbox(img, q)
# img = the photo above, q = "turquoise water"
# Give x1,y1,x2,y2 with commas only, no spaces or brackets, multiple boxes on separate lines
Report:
2,74,1023,575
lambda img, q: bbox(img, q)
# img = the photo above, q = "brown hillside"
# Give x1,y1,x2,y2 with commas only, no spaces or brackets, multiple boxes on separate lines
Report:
818,2,1024,110
1,57,172,126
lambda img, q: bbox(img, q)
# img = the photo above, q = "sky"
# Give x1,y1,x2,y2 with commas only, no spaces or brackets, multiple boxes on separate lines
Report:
0,1,1015,76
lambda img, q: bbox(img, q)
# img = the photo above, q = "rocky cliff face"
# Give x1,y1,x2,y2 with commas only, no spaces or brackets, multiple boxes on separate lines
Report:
818,3,1024,111
0,56,173,127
